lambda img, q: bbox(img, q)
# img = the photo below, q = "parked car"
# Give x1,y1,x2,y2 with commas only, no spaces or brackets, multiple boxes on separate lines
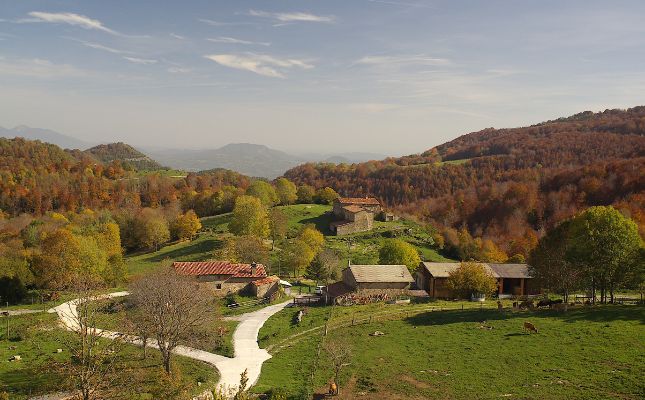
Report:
314,285,326,295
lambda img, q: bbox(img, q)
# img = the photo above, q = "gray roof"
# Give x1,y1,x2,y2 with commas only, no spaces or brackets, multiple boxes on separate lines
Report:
420,262,531,279
347,264,414,283
487,263,531,279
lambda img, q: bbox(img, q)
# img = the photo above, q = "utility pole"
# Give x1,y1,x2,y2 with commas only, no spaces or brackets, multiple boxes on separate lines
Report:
346,238,352,267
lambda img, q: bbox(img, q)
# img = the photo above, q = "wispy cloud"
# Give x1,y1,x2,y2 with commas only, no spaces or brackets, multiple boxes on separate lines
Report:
66,37,131,55
204,53,313,78
123,56,158,65
0,57,85,78
170,33,185,40
167,66,191,74
23,11,120,35
367,0,434,8
356,54,451,67
249,10,336,23
198,18,254,27
207,36,270,46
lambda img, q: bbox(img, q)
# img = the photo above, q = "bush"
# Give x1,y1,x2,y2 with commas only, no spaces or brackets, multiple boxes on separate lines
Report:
267,387,288,400
0,276,27,304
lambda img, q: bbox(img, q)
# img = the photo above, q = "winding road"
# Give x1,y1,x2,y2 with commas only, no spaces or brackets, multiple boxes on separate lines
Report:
49,292,291,392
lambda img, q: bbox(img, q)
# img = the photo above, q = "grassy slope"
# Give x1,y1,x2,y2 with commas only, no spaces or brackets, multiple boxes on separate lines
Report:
255,305,645,399
126,204,450,278
0,313,217,399
278,203,451,265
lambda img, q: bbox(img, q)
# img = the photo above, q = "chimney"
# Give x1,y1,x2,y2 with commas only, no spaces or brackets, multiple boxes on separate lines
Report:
251,262,257,275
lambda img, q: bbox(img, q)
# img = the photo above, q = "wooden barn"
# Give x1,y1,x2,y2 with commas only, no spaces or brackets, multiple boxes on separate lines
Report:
416,262,539,298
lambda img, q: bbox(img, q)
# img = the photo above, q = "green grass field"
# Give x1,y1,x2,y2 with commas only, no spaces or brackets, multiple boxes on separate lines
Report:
254,305,645,399
0,312,217,399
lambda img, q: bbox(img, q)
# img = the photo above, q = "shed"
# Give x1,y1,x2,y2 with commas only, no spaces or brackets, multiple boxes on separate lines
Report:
416,262,538,298
343,264,414,290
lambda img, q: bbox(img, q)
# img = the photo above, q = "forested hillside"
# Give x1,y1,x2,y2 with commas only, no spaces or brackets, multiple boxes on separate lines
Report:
84,142,165,171
0,137,250,216
284,107,645,260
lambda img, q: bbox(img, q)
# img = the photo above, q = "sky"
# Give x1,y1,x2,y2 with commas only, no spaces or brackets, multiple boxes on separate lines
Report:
1,0,645,155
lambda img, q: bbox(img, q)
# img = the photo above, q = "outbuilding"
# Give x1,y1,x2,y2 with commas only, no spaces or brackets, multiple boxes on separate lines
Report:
416,262,538,298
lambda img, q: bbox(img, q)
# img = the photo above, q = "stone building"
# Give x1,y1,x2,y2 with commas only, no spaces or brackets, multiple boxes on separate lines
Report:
172,261,267,294
250,276,280,299
330,197,382,235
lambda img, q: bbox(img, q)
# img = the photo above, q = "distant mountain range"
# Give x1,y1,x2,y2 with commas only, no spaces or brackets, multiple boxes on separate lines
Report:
0,125,390,178
145,143,302,178
0,125,93,150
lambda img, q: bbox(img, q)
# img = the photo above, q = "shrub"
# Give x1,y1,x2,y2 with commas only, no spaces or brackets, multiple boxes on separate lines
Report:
0,276,27,304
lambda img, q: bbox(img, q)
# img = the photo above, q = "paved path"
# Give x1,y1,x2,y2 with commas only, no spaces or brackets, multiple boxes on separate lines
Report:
49,292,291,393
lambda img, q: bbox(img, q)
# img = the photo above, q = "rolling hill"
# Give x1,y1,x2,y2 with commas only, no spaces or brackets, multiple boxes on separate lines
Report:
84,142,166,171
284,107,645,257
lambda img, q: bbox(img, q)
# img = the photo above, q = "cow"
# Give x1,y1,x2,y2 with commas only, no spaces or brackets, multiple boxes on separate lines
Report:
328,380,338,396
523,321,538,334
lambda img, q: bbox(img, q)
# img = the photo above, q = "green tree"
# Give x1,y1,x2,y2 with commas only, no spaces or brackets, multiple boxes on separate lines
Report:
296,185,316,204
215,235,269,265
282,239,315,278
567,206,643,303
446,261,498,299
315,187,339,205
378,239,421,273
246,180,279,206
138,209,170,250
528,220,581,303
268,208,288,250
229,195,270,238
305,249,341,284
298,226,325,255
275,178,297,205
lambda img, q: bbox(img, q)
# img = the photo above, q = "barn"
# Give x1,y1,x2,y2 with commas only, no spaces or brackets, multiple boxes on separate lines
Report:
416,262,539,298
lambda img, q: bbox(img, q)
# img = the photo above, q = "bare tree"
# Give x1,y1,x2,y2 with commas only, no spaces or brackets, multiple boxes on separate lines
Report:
323,339,352,395
61,280,123,400
129,265,217,373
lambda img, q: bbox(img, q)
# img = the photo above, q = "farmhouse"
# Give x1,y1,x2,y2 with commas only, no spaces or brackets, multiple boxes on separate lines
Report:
416,262,539,298
330,197,382,235
172,261,267,293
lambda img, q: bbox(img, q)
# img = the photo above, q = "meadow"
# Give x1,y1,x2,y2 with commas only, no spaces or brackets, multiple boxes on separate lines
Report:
254,304,645,399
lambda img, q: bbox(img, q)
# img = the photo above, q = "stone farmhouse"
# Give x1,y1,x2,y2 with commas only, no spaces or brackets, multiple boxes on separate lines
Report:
329,197,382,235
416,262,539,298
172,261,267,294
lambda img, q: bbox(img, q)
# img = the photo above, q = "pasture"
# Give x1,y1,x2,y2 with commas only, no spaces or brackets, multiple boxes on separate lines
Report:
0,312,217,399
254,304,645,399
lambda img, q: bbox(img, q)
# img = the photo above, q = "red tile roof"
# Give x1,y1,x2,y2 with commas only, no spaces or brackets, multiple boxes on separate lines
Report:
251,276,279,286
337,197,381,206
172,261,267,278
342,205,368,213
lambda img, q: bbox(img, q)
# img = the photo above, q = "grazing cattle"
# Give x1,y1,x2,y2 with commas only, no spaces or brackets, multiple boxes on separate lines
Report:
329,380,338,395
523,321,538,334
497,301,503,311
519,299,534,310
537,298,564,308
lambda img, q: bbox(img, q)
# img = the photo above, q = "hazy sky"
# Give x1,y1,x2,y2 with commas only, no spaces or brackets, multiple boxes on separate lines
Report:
1,0,645,155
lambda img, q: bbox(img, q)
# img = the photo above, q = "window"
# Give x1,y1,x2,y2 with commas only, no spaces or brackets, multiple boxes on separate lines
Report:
216,283,222,290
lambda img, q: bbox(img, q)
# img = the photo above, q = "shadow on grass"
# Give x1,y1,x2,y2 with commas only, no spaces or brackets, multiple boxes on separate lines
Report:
145,237,224,263
300,212,334,235
405,305,645,327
